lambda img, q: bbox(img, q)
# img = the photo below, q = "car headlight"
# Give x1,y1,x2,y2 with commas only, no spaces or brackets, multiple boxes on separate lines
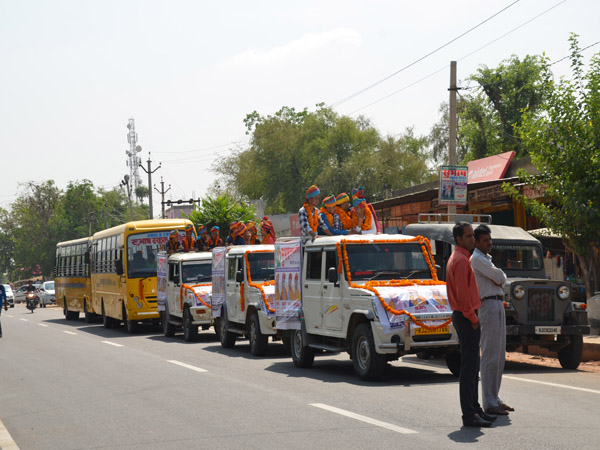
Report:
134,296,139,302
557,285,570,300
512,284,525,300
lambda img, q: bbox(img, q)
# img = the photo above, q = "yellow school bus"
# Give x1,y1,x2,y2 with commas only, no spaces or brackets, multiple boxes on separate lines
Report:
55,237,93,321
90,219,194,333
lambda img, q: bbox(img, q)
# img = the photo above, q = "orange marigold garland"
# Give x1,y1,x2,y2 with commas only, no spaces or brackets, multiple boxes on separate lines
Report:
303,202,319,232
244,250,275,313
336,237,450,331
351,204,373,231
180,283,213,310
335,206,353,230
319,207,334,228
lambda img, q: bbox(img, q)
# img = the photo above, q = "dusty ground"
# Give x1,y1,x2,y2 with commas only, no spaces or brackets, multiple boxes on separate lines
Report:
506,351,600,374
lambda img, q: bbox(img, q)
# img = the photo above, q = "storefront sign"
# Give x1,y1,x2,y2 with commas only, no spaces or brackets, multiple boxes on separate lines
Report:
467,151,515,183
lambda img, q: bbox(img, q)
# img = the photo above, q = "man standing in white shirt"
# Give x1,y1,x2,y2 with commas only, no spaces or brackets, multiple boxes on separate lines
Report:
470,224,514,416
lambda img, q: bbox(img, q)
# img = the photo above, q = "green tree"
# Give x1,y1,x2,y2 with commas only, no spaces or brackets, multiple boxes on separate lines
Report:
185,194,257,241
509,35,600,296
459,54,546,161
135,185,149,204
0,207,15,277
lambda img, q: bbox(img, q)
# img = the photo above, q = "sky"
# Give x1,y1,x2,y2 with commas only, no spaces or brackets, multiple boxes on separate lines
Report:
1,0,598,216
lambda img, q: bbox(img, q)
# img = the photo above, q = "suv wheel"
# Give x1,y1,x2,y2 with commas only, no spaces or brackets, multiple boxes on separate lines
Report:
183,308,199,342
218,308,236,348
291,329,314,368
248,312,268,356
351,323,386,381
558,335,583,370
162,304,176,337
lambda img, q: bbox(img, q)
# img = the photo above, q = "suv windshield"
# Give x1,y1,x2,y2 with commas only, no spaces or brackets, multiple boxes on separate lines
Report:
247,252,274,282
345,242,433,281
489,244,543,271
127,231,171,278
182,261,212,283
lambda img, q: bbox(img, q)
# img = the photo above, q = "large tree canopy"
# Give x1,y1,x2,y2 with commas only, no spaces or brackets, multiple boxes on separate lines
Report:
509,35,600,296
214,104,431,213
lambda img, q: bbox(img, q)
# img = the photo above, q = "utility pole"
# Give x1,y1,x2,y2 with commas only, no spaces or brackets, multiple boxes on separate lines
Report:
154,177,171,219
104,201,109,228
121,175,134,221
448,61,458,215
139,152,161,219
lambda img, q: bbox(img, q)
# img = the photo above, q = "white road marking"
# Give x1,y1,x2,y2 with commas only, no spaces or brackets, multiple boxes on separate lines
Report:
504,375,600,394
102,341,123,347
6,315,14,318
310,403,418,434
19,318,28,322
63,331,77,335
38,324,49,327
0,419,20,449
167,360,208,373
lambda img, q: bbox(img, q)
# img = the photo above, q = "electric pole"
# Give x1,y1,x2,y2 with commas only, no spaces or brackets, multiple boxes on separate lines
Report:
448,60,458,215
154,177,171,219
139,152,161,219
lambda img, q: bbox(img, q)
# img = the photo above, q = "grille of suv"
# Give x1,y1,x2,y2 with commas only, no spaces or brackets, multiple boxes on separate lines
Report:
526,288,555,322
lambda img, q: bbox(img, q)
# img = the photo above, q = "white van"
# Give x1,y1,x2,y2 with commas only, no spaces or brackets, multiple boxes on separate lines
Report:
163,252,213,341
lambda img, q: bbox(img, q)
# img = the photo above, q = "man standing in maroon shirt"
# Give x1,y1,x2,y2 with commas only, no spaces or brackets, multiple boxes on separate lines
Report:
447,222,497,428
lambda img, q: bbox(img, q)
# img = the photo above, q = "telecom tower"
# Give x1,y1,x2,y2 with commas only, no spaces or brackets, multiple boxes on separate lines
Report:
126,118,143,198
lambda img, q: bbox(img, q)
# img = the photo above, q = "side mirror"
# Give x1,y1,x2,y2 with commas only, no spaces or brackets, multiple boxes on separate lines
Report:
328,267,338,284
236,270,244,283
115,259,123,276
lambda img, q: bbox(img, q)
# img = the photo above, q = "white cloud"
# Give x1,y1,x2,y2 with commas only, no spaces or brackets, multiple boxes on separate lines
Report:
216,28,362,70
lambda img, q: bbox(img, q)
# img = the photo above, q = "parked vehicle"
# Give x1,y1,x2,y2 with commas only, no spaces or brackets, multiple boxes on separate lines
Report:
14,285,29,304
163,252,213,341
216,245,282,355
2,285,14,308
404,214,590,370
287,234,460,381
38,281,55,307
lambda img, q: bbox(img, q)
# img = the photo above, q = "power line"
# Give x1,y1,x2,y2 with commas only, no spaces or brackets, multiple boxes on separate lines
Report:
331,0,521,108
550,40,600,66
152,139,246,155
347,0,567,116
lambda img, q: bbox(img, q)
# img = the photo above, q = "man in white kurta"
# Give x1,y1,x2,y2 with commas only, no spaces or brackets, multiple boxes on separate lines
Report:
471,224,514,416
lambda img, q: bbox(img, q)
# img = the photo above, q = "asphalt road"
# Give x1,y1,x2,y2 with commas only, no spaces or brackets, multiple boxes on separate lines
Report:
1,304,599,450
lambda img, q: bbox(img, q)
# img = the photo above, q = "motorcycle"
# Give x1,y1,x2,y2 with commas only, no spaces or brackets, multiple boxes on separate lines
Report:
26,292,38,313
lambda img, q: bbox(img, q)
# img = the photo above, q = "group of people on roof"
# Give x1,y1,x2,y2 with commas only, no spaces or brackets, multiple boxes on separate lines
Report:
299,185,381,240
164,218,277,254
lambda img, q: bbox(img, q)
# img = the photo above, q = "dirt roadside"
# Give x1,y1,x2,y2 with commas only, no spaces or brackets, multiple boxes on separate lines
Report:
506,351,600,374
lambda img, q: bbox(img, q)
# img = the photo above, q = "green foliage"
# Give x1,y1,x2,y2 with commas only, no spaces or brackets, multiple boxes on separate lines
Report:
508,34,600,295
185,194,257,241
135,185,149,202
215,104,431,213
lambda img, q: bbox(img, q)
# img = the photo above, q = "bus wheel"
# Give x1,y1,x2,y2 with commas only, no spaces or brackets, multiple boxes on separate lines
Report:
65,303,79,321
162,306,176,337
102,302,113,329
123,305,139,334
183,308,199,342
84,301,94,324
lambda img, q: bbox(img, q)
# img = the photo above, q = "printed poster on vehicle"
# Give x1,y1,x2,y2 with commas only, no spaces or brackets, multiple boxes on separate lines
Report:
211,247,226,317
274,239,302,330
156,252,168,312
439,165,468,205
371,285,452,335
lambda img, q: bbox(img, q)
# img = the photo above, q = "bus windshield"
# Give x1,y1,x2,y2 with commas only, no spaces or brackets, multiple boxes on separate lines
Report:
182,261,212,284
247,252,274,282
345,242,433,281
489,244,543,271
127,231,170,278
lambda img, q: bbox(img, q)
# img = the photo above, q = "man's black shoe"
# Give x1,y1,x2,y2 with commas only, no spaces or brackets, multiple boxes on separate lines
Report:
479,411,497,422
463,414,492,428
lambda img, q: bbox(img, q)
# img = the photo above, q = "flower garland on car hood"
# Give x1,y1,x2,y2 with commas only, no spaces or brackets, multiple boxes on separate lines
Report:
335,237,451,331
180,283,212,310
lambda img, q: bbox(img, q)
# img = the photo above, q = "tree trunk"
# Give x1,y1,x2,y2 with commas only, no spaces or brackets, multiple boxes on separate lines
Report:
577,243,600,299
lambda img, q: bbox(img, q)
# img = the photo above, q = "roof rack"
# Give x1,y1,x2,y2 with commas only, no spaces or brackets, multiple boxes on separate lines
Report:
417,213,492,224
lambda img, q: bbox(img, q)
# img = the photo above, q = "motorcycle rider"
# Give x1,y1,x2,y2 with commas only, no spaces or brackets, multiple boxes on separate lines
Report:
25,280,38,310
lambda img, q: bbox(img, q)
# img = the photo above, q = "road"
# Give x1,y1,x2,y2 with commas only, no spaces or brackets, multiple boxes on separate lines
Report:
1,304,599,450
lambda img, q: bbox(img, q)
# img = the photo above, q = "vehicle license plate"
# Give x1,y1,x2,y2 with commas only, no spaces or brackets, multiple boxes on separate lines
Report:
415,326,449,335
535,326,561,335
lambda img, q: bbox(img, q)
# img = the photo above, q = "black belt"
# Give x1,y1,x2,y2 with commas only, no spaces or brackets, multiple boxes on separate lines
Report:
482,295,504,301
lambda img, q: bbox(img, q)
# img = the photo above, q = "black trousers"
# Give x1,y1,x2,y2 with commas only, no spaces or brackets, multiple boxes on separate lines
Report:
452,310,482,419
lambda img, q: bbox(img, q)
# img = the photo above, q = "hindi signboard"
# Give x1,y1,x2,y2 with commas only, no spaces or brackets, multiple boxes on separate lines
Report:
211,247,226,317
274,239,302,330
439,165,468,205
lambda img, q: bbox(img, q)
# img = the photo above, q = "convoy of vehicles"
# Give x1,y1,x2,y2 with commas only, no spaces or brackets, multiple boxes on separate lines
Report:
404,214,590,370
163,252,213,341
42,217,592,379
